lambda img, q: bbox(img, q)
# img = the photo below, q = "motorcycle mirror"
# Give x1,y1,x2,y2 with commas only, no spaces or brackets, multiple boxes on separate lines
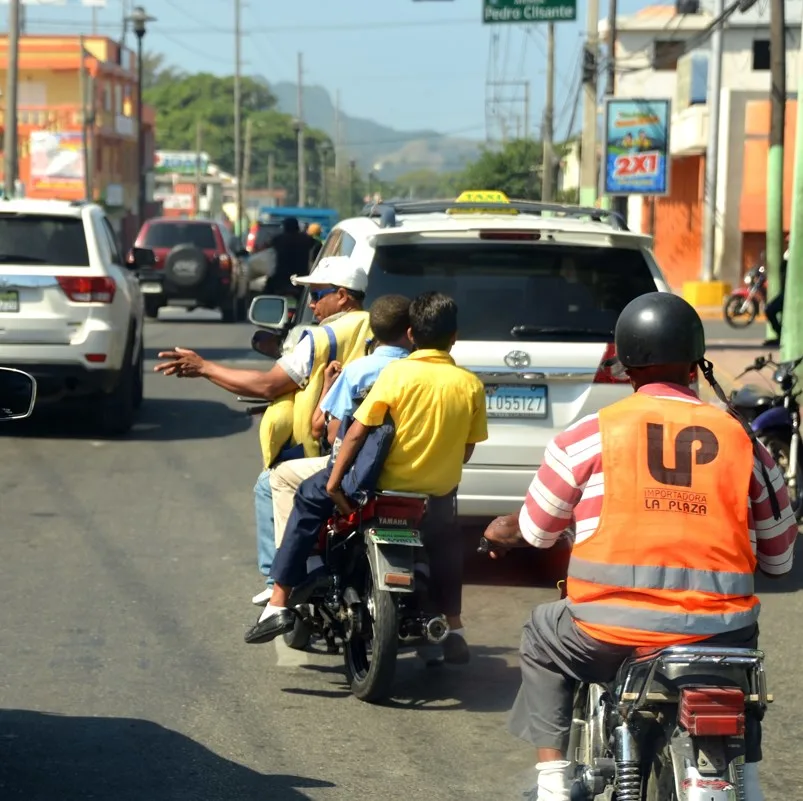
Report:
0,367,37,421
251,329,282,360
249,295,289,328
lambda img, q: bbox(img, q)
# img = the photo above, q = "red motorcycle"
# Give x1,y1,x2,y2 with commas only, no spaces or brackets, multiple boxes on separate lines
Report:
723,263,766,328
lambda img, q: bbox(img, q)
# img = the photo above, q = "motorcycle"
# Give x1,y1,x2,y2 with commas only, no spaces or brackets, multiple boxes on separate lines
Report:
282,489,450,703
0,367,37,421
477,538,772,800
723,264,766,328
730,354,803,519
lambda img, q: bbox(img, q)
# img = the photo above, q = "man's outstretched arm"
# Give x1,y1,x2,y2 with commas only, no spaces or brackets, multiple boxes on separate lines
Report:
154,347,299,399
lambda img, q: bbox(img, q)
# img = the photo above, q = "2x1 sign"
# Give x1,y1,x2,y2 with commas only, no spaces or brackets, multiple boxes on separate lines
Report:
603,98,671,197
483,0,576,23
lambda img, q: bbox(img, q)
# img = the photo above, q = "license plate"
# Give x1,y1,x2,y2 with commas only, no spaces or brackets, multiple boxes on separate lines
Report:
485,385,548,418
140,282,163,294
0,289,19,312
368,528,424,547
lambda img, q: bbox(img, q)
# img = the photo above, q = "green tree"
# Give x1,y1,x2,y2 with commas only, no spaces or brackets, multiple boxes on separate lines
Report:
457,139,544,199
388,169,462,200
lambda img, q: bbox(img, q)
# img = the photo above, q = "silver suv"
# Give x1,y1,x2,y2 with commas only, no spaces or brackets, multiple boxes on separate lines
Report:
265,192,674,520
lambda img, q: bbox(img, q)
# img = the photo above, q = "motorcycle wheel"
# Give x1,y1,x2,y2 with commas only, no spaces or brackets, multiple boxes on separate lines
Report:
723,294,759,328
283,615,313,651
343,569,399,703
646,746,677,801
760,433,803,519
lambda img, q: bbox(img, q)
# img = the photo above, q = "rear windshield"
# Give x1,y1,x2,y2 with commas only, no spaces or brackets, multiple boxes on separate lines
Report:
365,243,658,341
0,215,89,267
256,224,282,248
143,222,217,250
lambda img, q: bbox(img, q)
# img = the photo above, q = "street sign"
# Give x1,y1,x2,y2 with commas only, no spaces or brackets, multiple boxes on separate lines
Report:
483,0,576,24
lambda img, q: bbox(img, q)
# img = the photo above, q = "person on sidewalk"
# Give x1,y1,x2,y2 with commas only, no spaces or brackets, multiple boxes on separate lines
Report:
245,292,489,665
482,293,796,801
764,242,788,347
266,295,412,556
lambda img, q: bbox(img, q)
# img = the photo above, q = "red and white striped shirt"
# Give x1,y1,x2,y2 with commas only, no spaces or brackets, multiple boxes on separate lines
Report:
519,383,798,576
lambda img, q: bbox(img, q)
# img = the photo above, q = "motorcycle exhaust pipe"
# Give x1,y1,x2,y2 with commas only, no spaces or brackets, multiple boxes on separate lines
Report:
424,615,449,645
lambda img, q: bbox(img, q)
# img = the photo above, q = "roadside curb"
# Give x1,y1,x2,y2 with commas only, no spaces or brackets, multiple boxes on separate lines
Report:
695,306,766,322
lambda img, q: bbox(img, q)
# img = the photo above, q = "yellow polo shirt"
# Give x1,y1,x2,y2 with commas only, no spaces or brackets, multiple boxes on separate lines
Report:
353,349,488,497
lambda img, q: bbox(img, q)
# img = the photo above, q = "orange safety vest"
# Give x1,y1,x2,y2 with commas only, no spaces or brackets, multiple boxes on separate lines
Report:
566,392,759,648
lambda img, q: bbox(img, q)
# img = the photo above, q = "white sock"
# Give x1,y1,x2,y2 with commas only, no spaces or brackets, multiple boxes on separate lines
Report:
450,627,465,640
743,763,764,801
535,760,571,801
257,603,287,624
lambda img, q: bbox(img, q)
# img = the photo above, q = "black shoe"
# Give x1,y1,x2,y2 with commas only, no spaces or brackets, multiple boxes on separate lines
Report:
244,608,297,644
442,633,470,665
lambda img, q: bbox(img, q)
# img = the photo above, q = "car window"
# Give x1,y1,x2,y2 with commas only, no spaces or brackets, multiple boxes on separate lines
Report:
366,243,657,341
317,229,343,259
101,217,122,264
142,222,217,250
0,214,89,267
257,224,282,248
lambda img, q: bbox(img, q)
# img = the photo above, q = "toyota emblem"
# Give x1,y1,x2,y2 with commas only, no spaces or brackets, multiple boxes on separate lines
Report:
504,350,530,368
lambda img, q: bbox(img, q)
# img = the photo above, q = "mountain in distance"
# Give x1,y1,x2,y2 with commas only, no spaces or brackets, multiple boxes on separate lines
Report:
267,81,481,180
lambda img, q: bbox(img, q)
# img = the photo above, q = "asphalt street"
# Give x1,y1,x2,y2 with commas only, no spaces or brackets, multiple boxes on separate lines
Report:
0,309,800,800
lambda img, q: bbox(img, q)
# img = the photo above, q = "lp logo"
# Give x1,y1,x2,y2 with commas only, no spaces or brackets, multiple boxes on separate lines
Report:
646,424,719,487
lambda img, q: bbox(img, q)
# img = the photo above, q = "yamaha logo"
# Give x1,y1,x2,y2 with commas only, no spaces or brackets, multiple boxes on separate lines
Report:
504,350,530,368
379,517,409,526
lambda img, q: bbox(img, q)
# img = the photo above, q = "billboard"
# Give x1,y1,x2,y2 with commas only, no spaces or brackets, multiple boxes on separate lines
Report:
29,131,85,192
154,150,210,176
603,98,671,197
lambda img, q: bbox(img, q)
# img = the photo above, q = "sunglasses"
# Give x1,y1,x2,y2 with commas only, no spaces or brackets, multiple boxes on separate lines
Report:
309,287,338,302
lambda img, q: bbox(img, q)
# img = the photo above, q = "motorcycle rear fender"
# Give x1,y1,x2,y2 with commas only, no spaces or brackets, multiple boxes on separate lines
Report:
729,286,752,299
668,732,745,800
366,533,421,594
751,406,792,434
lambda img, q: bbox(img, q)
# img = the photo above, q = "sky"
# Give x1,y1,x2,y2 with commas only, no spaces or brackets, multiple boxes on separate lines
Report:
10,0,665,143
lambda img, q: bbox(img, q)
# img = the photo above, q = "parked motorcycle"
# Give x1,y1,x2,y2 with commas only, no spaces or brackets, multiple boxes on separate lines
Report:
723,263,767,328
477,537,772,800
730,354,803,518
282,490,450,703
0,367,37,421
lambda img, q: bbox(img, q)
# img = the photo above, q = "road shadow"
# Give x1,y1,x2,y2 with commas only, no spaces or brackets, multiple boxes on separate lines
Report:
0,398,253,442
284,645,521,713
756,537,803,594
0,709,334,801
707,342,771,351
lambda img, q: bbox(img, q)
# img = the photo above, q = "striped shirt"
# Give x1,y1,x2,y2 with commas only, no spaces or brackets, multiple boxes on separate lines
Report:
519,383,798,576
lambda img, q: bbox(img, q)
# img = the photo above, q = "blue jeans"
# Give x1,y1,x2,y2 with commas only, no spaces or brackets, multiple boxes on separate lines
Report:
254,469,276,587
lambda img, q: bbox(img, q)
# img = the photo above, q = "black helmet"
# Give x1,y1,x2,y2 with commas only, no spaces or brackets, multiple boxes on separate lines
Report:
615,292,705,368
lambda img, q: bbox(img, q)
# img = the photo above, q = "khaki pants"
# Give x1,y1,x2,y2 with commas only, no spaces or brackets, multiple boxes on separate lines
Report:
270,456,330,547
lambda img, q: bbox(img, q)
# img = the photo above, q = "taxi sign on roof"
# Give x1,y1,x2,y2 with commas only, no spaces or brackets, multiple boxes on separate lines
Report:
448,189,518,215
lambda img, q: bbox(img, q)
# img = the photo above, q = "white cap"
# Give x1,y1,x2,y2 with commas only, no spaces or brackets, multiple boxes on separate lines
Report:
291,256,368,292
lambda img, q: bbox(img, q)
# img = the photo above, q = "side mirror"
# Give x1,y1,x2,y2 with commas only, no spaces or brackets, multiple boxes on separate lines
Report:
0,367,37,421
130,247,156,269
249,295,289,328
235,248,249,259
251,329,282,359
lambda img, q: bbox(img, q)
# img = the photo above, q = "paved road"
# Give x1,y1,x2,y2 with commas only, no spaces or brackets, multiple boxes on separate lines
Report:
0,310,800,800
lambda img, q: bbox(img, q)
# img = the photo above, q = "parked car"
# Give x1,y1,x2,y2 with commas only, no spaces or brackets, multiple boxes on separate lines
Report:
0,198,153,435
253,191,680,521
130,217,249,322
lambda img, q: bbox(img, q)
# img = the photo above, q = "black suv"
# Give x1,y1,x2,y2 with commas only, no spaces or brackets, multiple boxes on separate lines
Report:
129,218,249,322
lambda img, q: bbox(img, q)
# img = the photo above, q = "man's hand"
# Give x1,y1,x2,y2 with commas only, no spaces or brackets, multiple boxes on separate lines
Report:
483,514,523,559
326,482,354,516
154,347,206,378
323,360,342,388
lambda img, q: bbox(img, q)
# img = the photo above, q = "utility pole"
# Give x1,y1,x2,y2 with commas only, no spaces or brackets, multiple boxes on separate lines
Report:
781,11,803,363
541,23,555,202
193,118,203,217
234,0,243,236
267,152,275,194
296,52,306,208
243,116,253,194
605,0,628,219
524,81,530,140
334,89,341,211
767,0,786,335
579,0,599,207
3,0,20,198
700,0,724,282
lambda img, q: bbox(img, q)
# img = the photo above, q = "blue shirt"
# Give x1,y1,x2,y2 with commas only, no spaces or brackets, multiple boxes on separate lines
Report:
320,345,410,422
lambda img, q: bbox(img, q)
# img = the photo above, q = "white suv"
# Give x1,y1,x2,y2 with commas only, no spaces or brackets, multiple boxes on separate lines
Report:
0,199,152,435
271,192,676,520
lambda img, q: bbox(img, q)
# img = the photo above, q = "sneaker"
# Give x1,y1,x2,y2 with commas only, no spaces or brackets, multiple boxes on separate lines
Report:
252,585,274,606
442,632,470,665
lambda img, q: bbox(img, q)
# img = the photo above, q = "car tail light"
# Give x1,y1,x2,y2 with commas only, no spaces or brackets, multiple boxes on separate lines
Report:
594,343,630,384
57,276,116,303
479,231,541,241
246,223,259,252
218,253,232,270
679,687,745,736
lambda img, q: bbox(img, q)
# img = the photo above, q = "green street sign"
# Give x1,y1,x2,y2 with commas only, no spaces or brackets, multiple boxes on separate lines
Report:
482,0,576,23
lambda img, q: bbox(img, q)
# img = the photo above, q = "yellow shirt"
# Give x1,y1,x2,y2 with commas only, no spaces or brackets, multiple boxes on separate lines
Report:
353,349,488,497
